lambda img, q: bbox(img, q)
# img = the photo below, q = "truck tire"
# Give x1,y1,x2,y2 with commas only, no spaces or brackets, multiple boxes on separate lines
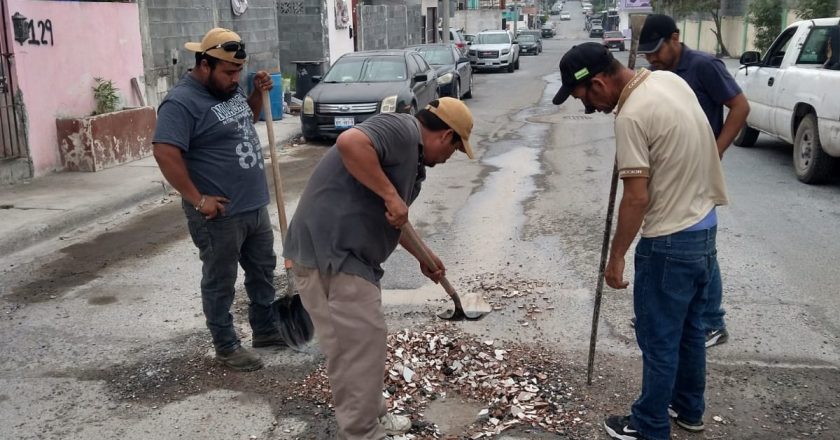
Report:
793,113,837,184
733,125,759,147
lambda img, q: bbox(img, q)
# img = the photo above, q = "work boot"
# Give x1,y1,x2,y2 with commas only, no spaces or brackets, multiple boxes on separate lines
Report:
378,413,412,435
216,346,264,372
252,332,288,348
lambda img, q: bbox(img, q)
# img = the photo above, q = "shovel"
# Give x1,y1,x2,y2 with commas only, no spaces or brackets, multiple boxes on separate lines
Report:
401,221,492,320
262,89,314,349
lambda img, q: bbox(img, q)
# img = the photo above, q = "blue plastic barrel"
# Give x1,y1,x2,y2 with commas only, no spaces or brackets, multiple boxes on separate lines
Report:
244,72,284,120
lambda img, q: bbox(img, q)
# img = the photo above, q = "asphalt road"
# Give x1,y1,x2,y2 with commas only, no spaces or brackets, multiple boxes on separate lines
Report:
2,5,839,439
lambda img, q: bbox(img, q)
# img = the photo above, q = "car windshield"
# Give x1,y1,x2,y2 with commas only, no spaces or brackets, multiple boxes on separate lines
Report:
477,33,510,44
605,32,623,38
322,56,406,83
519,35,536,42
414,47,455,65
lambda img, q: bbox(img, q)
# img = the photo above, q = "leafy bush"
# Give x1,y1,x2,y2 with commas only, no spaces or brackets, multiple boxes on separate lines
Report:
749,0,783,54
92,77,120,115
794,0,837,19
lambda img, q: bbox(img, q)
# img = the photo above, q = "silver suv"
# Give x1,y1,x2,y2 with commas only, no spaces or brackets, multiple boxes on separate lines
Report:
468,30,520,73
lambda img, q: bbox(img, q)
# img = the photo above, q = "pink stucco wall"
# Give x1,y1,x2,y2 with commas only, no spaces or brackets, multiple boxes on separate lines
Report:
5,0,144,176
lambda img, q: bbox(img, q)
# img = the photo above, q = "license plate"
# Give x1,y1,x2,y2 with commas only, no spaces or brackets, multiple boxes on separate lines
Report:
335,117,354,129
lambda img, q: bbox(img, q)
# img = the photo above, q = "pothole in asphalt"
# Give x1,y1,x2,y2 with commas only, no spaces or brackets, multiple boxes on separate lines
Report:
293,323,595,438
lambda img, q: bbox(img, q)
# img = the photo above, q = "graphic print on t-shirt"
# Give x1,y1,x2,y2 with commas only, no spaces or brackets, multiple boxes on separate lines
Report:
210,94,264,170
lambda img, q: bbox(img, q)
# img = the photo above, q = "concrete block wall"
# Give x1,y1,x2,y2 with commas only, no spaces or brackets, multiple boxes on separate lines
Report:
140,0,282,107
276,0,329,76
452,9,501,34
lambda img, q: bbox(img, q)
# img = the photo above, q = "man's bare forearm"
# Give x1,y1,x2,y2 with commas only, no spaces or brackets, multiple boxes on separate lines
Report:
717,93,750,156
153,144,201,206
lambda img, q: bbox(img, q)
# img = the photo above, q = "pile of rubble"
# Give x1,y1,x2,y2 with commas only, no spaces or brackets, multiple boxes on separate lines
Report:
293,324,590,438
463,272,554,327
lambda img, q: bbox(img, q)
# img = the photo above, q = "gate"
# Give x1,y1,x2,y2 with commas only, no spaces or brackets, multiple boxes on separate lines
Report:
356,3,423,51
0,1,25,160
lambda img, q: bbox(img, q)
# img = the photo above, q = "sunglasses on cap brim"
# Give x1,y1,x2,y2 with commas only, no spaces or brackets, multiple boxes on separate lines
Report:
205,41,247,60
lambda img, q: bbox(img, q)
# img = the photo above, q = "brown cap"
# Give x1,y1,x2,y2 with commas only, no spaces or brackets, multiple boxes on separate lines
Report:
426,97,475,159
184,28,247,65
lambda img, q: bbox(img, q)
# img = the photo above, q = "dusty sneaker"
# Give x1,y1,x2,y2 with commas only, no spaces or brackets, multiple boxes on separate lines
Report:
252,332,288,348
675,417,705,432
668,406,705,432
603,415,643,440
379,413,412,435
216,346,264,372
705,328,729,348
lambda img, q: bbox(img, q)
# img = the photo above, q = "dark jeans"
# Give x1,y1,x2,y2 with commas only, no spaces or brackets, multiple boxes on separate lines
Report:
630,227,716,440
704,259,726,331
183,203,277,354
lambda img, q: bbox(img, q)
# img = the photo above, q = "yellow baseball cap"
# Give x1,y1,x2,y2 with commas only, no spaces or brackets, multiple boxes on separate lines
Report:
184,28,247,65
426,97,475,159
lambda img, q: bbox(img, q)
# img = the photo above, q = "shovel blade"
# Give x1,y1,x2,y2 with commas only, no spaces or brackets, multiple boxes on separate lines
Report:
273,294,315,350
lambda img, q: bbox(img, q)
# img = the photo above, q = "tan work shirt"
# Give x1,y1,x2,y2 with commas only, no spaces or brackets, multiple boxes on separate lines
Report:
614,69,729,238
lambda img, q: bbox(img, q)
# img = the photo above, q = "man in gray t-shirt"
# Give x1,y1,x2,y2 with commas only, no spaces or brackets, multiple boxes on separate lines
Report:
153,28,285,372
283,98,475,440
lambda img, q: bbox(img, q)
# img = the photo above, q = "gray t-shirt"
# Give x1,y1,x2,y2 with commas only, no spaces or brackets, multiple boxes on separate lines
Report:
283,113,426,284
153,75,269,217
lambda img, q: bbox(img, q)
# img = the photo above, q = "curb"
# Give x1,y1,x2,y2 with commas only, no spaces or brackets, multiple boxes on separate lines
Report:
0,182,170,257
0,129,301,257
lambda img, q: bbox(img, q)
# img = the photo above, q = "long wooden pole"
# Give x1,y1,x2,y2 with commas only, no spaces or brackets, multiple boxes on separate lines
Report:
262,91,294,297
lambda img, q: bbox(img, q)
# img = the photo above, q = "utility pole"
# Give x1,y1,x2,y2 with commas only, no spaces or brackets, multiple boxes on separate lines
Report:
512,2,518,36
443,0,451,43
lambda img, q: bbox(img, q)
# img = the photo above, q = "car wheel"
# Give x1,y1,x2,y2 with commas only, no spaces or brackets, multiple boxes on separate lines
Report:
793,113,837,184
514,56,520,70
733,125,759,147
621,44,626,51
507,62,515,73
463,74,473,99
451,80,460,100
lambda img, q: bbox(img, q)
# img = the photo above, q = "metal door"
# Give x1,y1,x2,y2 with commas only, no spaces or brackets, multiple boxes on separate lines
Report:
0,1,25,160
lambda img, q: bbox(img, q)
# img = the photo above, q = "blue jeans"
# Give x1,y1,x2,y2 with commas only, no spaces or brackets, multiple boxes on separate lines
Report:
704,259,726,331
630,227,716,440
183,203,277,354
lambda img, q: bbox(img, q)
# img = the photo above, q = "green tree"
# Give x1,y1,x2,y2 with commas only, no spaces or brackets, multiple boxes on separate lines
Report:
653,0,731,57
749,0,783,53
794,0,837,19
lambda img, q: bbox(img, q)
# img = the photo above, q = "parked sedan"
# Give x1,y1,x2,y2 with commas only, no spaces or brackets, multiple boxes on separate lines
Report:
301,50,439,139
602,31,626,51
559,11,571,20
589,25,604,38
409,43,473,99
518,34,542,55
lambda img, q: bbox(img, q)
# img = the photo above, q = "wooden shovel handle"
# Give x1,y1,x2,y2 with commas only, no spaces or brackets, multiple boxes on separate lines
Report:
262,90,289,238
400,222,461,302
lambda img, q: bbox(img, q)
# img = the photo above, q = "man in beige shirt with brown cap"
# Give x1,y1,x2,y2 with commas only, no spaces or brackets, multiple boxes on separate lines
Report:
153,28,283,372
284,97,475,439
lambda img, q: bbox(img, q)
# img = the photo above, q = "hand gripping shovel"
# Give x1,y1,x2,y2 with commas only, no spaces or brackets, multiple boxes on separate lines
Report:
401,221,491,320
262,90,314,349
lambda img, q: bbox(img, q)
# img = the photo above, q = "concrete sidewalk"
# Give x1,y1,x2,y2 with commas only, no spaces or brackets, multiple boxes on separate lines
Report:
0,116,301,257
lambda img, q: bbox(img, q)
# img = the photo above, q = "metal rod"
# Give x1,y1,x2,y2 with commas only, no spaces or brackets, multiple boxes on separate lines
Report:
586,13,647,386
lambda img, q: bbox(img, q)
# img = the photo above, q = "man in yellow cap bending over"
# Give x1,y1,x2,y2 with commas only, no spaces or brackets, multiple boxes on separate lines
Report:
153,28,285,372
283,97,475,439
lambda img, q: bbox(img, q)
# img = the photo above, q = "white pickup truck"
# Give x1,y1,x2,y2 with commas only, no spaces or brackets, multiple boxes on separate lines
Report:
733,18,840,184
